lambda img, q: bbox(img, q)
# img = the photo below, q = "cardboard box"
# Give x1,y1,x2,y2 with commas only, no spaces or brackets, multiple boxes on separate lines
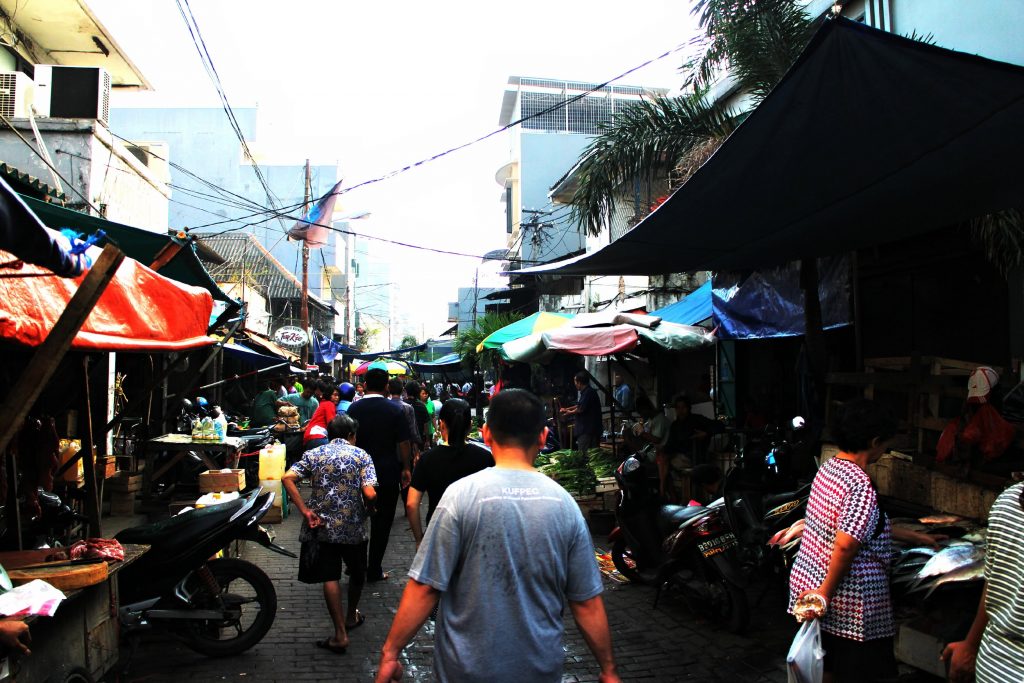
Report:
198,469,246,493
260,507,282,524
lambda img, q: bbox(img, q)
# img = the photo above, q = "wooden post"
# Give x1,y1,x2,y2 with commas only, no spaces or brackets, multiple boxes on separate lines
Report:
0,245,123,547
81,356,102,536
300,159,312,367
0,245,124,457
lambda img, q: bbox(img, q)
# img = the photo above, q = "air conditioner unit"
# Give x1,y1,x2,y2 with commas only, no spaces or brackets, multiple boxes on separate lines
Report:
0,71,35,119
33,65,111,125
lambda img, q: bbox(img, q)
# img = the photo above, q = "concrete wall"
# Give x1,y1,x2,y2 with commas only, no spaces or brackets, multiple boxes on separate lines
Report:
0,119,170,232
108,107,339,295
889,0,1024,67
519,132,590,263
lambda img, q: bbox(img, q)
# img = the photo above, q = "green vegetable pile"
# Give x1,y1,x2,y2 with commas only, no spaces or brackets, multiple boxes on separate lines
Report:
535,448,618,496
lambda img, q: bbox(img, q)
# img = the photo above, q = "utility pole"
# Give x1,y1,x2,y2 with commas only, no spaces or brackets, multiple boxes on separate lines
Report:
300,159,312,367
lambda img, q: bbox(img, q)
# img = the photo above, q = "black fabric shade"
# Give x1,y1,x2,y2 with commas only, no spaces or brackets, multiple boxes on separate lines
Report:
519,18,1024,276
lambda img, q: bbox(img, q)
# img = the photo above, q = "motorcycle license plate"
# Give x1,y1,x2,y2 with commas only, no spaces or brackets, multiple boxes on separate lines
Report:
698,533,737,558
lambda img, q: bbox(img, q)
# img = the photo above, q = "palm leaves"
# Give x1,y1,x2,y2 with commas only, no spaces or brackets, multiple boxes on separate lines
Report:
452,312,524,371
570,95,734,236
687,0,815,99
970,209,1024,275
569,0,815,237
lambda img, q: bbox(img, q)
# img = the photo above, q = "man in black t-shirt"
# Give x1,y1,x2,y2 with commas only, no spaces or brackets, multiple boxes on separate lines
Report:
347,368,412,582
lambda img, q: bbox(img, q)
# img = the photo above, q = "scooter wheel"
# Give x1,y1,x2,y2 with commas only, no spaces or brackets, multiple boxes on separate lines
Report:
182,558,277,657
611,538,649,585
710,578,750,634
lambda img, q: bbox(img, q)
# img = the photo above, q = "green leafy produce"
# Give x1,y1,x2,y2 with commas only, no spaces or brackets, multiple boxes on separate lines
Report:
534,448,621,495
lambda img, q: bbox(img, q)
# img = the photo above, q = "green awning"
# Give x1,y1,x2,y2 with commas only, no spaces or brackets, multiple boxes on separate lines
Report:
20,194,236,304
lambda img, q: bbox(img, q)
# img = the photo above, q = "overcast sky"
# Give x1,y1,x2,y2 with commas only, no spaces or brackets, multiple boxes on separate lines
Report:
90,0,700,339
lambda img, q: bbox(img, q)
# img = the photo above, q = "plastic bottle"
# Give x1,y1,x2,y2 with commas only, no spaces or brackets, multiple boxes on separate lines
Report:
191,418,203,440
213,416,226,441
201,416,215,441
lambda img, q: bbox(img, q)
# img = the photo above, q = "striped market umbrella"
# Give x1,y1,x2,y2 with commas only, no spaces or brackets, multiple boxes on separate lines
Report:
476,312,574,352
352,358,411,376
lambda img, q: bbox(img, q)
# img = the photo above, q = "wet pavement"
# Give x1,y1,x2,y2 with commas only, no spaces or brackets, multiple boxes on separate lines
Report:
117,498,798,682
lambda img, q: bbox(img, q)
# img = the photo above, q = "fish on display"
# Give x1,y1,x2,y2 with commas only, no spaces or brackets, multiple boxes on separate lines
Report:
919,514,963,525
919,560,985,599
912,544,982,588
962,530,987,544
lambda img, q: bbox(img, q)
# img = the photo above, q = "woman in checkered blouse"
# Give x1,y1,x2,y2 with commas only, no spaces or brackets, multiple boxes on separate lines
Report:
789,399,939,682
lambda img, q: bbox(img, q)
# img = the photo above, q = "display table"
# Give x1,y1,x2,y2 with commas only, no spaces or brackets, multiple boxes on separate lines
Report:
0,544,148,683
143,434,245,495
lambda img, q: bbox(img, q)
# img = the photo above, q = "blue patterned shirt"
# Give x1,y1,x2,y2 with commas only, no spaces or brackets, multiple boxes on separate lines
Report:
289,440,378,544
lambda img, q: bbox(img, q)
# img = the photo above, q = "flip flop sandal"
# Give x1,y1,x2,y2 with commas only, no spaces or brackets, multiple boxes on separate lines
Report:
315,638,347,654
346,611,366,630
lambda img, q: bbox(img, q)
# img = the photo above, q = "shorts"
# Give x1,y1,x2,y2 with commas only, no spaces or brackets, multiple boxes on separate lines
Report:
821,632,897,683
298,539,367,584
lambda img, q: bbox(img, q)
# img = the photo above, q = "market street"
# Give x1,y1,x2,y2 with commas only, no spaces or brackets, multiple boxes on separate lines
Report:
121,498,796,683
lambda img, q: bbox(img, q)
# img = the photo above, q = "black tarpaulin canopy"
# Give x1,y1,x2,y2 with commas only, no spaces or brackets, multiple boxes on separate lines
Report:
519,17,1024,277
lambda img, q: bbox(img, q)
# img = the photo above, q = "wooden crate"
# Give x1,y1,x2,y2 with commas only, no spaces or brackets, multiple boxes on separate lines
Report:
95,456,116,480
198,469,246,493
108,471,142,493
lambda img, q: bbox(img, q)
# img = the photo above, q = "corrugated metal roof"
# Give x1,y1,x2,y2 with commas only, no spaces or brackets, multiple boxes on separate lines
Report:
196,233,334,312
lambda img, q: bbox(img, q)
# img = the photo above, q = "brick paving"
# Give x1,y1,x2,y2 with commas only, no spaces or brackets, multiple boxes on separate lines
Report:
117,499,797,682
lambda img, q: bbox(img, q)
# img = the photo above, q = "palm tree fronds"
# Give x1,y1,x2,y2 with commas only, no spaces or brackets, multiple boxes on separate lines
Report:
687,0,814,100
452,311,525,371
970,209,1024,276
568,94,735,237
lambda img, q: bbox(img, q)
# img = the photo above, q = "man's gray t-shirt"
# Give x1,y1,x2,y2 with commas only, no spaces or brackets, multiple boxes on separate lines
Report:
409,468,603,683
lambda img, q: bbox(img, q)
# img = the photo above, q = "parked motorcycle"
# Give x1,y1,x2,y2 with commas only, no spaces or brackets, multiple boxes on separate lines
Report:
722,418,813,578
609,455,750,633
115,489,296,661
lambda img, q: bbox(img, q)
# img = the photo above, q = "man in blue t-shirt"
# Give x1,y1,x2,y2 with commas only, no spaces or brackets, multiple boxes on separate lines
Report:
560,371,603,457
375,389,619,683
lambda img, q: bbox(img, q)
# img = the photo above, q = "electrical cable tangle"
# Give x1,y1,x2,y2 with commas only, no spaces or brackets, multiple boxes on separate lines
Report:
173,0,289,234
106,44,681,262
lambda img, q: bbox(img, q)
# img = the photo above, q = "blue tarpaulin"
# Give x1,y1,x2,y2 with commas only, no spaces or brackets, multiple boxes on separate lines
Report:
650,281,713,326
312,332,359,364
712,256,852,340
409,353,463,374
224,342,290,370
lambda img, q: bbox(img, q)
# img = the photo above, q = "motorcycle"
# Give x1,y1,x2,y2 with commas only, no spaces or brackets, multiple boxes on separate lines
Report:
115,489,296,662
722,417,814,579
609,455,750,633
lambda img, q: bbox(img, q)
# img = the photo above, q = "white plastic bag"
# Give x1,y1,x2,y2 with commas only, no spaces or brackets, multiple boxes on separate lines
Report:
786,619,825,683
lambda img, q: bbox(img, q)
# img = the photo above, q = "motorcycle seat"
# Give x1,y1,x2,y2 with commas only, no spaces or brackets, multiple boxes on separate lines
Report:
115,498,246,550
762,483,812,511
656,505,707,534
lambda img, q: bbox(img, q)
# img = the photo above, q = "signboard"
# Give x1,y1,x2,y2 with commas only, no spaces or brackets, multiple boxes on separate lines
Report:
273,326,309,348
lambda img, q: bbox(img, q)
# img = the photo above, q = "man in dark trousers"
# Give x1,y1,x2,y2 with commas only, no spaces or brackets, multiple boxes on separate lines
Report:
347,367,412,582
560,371,603,457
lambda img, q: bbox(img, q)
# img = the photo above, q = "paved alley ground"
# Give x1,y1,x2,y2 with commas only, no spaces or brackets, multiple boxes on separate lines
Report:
119,499,798,683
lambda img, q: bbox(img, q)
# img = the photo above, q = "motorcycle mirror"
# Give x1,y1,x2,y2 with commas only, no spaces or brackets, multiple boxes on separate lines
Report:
791,416,806,430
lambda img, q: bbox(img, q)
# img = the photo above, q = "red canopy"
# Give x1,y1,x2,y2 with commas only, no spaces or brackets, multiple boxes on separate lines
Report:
541,326,639,356
0,237,215,351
